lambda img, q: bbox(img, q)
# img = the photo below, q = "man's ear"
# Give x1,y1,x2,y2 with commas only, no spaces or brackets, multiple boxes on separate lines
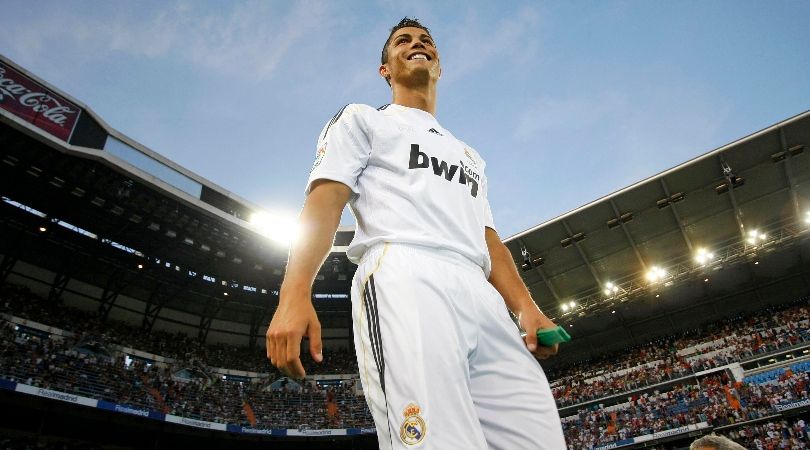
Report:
379,64,389,80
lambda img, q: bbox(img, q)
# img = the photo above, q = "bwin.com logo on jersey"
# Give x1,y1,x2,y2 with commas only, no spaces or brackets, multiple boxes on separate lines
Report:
399,403,427,445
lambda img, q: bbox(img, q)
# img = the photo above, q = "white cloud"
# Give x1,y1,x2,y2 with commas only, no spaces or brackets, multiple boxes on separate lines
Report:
0,1,334,81
441,5,543,83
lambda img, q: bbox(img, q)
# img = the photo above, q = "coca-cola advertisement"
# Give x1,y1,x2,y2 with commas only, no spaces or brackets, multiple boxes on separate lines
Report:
0,61,81,142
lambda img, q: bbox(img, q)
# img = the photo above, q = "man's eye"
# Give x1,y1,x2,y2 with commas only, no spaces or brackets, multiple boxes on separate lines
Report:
396,38,408,45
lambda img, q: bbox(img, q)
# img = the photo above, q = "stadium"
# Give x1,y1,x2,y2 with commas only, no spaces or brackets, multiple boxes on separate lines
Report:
1,48,809,450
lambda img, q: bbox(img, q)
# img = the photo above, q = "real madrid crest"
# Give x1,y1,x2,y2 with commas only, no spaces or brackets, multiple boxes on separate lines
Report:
399,403,427,445
463,147,478,168
311,142,327,172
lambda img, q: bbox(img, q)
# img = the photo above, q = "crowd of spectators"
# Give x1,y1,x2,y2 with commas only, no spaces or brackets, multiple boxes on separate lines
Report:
740,367,809,413
720,417,809,449
549,300,810,408
0,318,373,429
562,368,810,449
2,281,810,446
0,282,371,429
0,283,358,375
0,435,106,450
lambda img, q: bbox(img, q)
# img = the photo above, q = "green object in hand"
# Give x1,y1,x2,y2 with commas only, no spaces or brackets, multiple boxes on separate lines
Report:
536,326,571,346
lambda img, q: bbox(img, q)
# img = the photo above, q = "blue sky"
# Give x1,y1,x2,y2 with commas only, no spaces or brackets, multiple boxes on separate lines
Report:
2,1,809,237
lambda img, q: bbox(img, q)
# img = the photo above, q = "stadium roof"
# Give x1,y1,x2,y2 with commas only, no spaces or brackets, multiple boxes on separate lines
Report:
505,109,810,364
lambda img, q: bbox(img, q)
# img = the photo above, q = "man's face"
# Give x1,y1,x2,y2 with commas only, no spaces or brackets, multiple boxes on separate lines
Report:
380,26,441,87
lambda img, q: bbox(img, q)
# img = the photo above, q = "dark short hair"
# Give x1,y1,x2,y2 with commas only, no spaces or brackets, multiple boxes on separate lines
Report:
380,17,433,65
689,434,746,450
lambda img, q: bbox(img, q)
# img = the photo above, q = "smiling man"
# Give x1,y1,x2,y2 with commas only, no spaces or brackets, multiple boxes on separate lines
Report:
266,17,566,449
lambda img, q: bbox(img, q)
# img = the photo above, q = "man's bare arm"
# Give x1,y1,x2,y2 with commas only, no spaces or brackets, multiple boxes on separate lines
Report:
485,227,559,359
266,180,352,377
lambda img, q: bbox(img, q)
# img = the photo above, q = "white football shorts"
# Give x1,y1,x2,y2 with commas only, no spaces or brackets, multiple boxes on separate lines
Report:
351,243,566,449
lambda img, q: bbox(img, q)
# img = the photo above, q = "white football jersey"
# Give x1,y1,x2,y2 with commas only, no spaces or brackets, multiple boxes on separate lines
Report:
306,103,496,275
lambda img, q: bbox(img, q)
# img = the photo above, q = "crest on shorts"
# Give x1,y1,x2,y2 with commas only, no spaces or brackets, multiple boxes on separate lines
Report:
399,403,427,445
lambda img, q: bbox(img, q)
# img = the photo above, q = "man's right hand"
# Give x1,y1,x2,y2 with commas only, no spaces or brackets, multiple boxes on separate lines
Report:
264,179,351,379
266,293,322,378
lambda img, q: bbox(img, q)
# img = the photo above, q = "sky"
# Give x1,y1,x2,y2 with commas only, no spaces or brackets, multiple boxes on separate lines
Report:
2,1,809,238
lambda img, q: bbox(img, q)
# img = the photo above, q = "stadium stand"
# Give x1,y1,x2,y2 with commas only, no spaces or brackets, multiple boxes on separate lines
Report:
2,279,809,449
549,300,810,408
720,417,809,448
2,53,810,449
1,283,371,430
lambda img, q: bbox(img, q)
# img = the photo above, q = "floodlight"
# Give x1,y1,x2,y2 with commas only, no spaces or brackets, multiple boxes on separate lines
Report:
746,229,766,245
646,266,666,283
604,282,620,296
568,301,576,309
250,211,300,246
805,211,810,224
694,248,715,265
561,304,569,312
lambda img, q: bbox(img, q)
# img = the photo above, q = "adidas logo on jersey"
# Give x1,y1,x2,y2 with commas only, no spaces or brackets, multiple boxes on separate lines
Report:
427,128,443,136
408,144,479,198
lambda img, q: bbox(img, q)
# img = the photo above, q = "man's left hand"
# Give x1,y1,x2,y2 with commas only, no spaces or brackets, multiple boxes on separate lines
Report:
518,306,560,360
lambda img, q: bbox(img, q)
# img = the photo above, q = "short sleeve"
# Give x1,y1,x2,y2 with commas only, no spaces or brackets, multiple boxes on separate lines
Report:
306,104,372,195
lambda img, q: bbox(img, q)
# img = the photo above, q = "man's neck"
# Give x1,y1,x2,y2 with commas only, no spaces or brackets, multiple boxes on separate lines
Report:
391,83,437,116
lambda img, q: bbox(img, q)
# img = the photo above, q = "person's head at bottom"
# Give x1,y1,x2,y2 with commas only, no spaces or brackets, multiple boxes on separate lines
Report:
690,434,747,450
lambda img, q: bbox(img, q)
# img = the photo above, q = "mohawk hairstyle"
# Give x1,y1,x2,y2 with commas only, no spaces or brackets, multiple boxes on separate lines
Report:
380,17,433,65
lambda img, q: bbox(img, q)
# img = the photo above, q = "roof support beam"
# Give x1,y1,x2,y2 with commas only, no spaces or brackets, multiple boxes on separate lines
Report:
48,260,72,304
517,238,563,305
0,253,19,284
609,200,648,273
142,258,213,332
0,226,25,284
99,263,150,321
779,128,802,220
249,308,266,350
198,298,223,344
718,155,747,237
562,220,603,288
98,267,146,321
141,277,200,332
615,309,636,340
141,283,166,332
98,269,125,320
659,178,694,253
249,296,276,349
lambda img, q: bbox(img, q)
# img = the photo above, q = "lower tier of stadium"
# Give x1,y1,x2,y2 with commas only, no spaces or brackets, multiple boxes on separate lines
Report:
1,281,809,449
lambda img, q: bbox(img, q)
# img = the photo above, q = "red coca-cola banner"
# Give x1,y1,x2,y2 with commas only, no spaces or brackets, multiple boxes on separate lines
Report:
0,61,81,141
